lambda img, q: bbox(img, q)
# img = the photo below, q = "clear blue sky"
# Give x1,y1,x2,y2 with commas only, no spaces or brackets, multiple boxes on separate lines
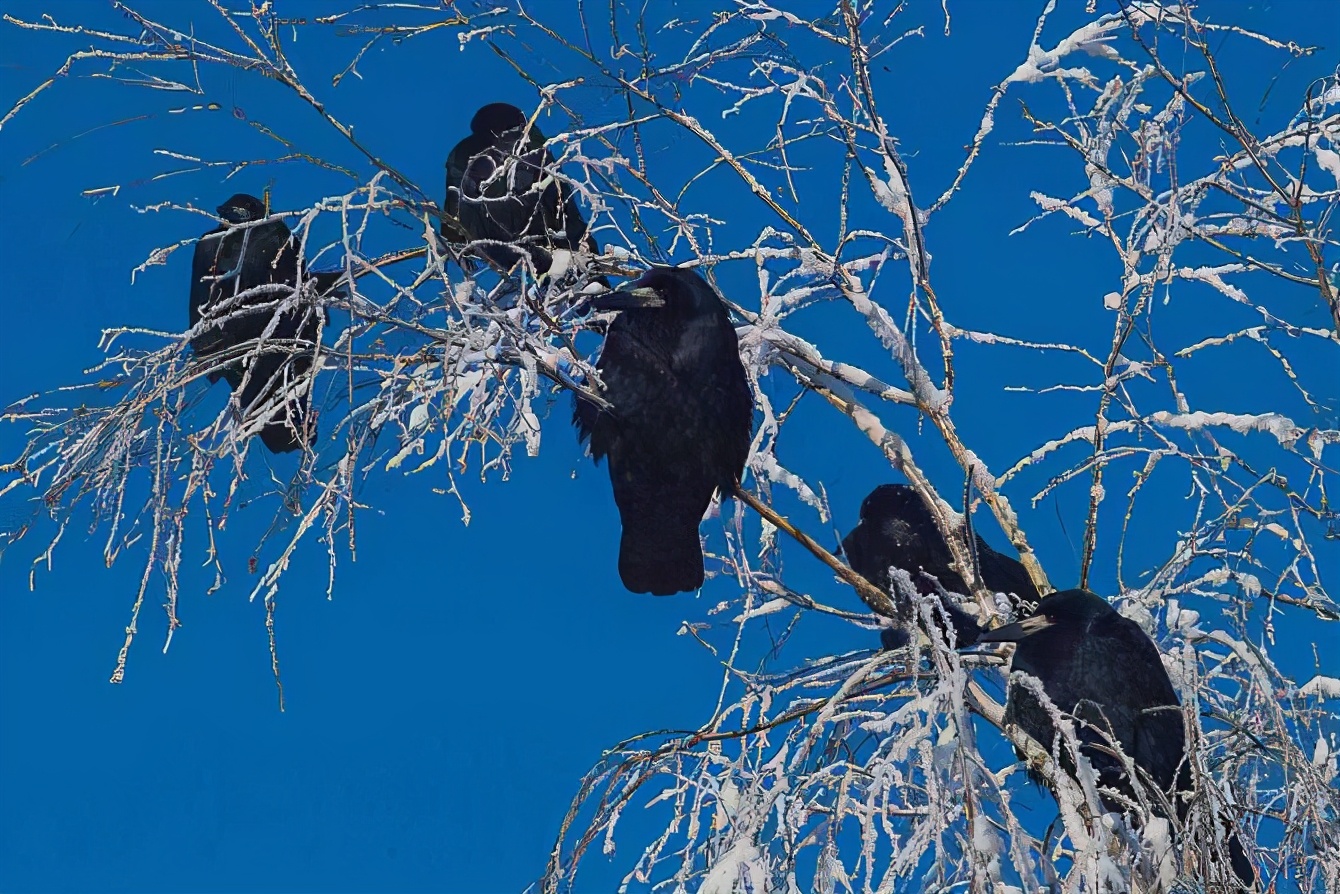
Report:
1,1,1335,892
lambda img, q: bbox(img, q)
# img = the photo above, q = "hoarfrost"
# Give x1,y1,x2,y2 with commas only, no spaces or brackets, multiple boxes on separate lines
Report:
1,3,1335,892
1300,676,1340,699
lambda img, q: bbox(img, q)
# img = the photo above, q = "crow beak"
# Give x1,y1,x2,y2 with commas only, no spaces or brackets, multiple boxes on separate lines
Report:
977,613,1053,643
587,286,665,311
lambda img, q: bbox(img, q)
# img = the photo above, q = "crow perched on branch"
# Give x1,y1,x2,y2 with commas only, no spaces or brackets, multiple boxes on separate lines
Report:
444,102,603,284
574,267,753,596
979,589,1255,887
841,483,1038,650
188,193,341,454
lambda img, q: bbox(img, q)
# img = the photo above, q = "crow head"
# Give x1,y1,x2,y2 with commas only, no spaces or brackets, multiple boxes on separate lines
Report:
859,484,930,522
471,103,530,139
588,267,726,318
217,194,266,224
843,484,955,586
854,484,939,545
978,588,1113,642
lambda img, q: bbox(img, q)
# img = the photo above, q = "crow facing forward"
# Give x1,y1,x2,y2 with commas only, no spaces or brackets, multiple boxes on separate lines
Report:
189,193,340,454
842,483,1039,650
444,103,601,283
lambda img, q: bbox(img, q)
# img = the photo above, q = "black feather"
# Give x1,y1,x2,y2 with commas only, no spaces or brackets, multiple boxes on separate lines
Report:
444,103,602,283
842,484,1038,649
188,193,330,454
980,589,1255,886
574,267,753,595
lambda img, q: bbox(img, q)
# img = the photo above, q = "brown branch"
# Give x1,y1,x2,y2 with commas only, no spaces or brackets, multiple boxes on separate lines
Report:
732,483,896,619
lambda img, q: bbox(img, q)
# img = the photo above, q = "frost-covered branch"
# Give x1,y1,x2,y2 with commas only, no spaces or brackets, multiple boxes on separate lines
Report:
1,1,1336,891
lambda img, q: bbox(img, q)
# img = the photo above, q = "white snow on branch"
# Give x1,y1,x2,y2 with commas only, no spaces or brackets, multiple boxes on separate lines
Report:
1300,676,1340,699
1006,9,1126,86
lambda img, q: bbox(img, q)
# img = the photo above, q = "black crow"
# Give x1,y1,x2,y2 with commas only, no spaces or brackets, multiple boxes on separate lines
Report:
574,267,753,595
444,103,602,282
189,193,338,454
979,589,1254,885
842,484,1039,650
